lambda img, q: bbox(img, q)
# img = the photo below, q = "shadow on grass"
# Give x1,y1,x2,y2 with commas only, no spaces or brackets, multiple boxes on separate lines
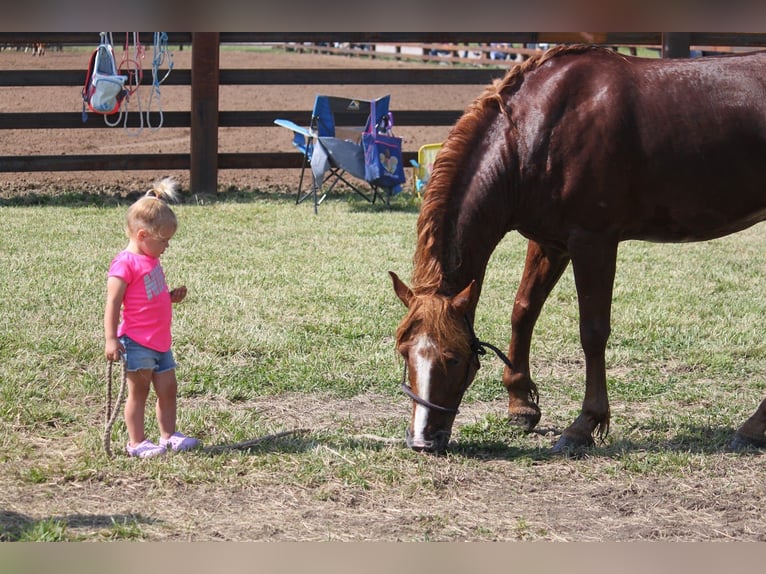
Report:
0,186,297,208
0,184,422,213
605,423,764,456
196,414,766,461
204,425,558,461
202,428,314,455
0,510,157,541
370,418,766,462
449,441,554,461
451,423,766,462
202,428,401,456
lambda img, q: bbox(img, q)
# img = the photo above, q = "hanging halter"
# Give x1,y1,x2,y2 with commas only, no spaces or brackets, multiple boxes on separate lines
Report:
146,32,174,131
116,32,145,135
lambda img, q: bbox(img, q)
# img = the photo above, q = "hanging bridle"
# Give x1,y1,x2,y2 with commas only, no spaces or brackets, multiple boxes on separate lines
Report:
400,317,515,414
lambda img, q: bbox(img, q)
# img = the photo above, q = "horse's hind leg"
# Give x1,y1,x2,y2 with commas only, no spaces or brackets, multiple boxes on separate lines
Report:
731,398,766,451
505,240,570,431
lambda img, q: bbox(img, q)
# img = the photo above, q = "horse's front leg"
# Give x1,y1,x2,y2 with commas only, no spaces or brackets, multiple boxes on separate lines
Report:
505,240,570,431
553,231,618,453
731,397,766,450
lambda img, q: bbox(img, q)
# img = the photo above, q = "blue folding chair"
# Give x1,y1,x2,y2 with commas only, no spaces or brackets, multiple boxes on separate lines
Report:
275,94,400,213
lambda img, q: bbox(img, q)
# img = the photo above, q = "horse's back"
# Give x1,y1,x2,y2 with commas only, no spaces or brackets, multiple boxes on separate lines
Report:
519,49,766,158
514,48,766,243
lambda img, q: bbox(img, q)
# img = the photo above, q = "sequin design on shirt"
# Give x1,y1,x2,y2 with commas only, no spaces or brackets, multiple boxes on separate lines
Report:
143,264,167,300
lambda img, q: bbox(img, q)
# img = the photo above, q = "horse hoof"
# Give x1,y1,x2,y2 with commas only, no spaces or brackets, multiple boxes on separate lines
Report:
551,434,594,455
507,408,541,432
729,433,766,452
507,404,541,432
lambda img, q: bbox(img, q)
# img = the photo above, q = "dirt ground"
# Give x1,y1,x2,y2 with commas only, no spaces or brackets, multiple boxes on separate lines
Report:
0,46,480,197
3,46,766,545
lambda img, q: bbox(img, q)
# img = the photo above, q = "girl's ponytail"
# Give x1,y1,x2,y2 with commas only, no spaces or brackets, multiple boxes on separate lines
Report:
145,176,180,203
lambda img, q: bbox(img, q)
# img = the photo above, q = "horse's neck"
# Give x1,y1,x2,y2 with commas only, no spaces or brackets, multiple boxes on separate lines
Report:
423,110,515,297
433,186,510,297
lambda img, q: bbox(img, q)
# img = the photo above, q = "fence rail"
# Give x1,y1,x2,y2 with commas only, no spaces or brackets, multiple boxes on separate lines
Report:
2,32,766,194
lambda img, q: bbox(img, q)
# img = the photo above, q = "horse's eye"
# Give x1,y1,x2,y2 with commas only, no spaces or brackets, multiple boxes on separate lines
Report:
445,356,460,367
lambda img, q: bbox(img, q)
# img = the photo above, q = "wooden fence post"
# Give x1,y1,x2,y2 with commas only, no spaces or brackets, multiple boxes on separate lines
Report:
190,32,220,194
662,32,690,58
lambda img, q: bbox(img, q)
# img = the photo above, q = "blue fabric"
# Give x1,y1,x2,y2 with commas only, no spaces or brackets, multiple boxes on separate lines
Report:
312,96,335,137
120,335,177,373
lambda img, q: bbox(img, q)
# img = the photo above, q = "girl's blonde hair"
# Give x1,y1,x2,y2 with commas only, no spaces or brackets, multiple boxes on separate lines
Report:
125,177,180,238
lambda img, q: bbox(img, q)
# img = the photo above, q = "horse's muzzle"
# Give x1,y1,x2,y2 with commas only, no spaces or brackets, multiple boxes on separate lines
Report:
405,427,452,453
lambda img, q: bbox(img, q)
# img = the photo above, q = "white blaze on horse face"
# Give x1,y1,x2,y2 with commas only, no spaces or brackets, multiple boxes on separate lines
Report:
411,333,437,444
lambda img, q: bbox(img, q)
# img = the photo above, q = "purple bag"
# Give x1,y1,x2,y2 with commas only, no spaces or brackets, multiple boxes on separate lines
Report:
362,104,406,189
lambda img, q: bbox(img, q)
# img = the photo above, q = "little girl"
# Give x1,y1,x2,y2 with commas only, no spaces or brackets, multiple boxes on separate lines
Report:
104,177,200,458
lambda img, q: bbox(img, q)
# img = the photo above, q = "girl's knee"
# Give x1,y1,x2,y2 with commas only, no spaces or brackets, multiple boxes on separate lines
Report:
127,370,153,396
153,370,177,395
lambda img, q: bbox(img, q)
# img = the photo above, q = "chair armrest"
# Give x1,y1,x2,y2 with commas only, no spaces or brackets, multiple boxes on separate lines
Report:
274,119,313,138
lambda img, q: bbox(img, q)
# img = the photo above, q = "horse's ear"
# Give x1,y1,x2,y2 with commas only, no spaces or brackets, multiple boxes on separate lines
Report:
451,280,477,314
389,271,413,308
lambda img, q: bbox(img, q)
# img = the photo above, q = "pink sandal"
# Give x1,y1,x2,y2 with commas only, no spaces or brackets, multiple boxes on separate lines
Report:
160,432,201,452
126,440,166,459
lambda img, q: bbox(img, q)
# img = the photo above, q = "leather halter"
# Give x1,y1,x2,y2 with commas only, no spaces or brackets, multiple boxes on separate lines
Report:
400,317,515,415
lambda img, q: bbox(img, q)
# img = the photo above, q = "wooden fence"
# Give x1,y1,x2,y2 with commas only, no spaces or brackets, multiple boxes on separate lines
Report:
2,32,766,194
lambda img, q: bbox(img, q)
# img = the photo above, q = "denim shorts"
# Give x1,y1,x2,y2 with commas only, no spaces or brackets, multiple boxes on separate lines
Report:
120,336,177,373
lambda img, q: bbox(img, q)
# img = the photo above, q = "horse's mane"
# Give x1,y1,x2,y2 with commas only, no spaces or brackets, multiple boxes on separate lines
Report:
410,44,613,296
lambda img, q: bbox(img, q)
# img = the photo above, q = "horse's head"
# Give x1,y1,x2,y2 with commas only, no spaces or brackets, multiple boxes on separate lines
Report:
390,271,481,453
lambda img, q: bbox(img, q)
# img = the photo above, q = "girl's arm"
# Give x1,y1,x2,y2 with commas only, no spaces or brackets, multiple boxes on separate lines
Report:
104,276,127,361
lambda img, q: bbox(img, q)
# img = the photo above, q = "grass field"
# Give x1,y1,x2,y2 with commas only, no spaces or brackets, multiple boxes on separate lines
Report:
1,189,765,541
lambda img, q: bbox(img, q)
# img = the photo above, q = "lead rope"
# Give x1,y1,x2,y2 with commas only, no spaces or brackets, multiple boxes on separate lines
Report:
120,32,145,136
103,359,127,457
465,316,539,405
146,32,173,131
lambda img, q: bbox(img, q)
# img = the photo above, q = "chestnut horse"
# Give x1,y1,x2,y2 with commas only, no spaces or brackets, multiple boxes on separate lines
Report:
390,44,766,453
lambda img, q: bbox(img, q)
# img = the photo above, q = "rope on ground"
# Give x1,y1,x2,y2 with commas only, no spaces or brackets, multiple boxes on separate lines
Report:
351,434,402,444
203,429,311,454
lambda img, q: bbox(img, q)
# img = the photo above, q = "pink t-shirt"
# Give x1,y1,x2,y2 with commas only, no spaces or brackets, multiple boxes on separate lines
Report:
108,250,173,352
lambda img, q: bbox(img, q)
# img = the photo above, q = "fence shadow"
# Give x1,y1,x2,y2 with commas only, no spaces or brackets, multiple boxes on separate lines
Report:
0,186,300,208
0,184,422,212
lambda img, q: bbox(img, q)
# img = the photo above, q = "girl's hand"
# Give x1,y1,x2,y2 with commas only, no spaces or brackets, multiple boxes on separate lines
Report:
105,337,125,362
170,286,187,303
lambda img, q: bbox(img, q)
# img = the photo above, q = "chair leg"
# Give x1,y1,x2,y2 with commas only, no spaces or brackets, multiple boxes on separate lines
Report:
341,172,375,203
296,152,310,205
297,154,327,209
370,186,393,206
311,175,325,214
323,168,375,204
